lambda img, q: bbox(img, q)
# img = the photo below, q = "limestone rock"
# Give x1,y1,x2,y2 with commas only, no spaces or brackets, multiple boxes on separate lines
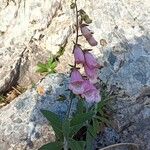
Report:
0,74,74,150
100,35,150,97
0,0,74,91
112,96,150,150
0,0,150,149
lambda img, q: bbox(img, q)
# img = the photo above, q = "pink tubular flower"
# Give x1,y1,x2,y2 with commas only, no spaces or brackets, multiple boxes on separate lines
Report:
80,24,92,39
82,80,101,103
87,36,98,46
84,65,98,83
84,51,100,69
69,69,84,94
74,45,85,64
80,24,98,46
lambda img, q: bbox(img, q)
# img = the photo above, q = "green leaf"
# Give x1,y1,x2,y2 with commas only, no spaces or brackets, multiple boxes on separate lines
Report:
36,63,48,73
69,123,83,138
36,67,48,73
69,92,76,100
101,89,114,103
41,110,63,140
70,112,94,127
93,118,100,134
0,95,5,102
87,124,97,138
50,61,57,69
76,100,85,114
62,119,70,140
36,58,57,74
47,59,55,68
97,99,108,110
79,9,92,24
94,116,110,125
69,139,85,150
86,129,94,150
56,95,67,101
37,63,47,69
47,58,53,65
70,2,76,9
79,9,86,16
83,15,92,24
49,69,56,74
38,141,63,150
58,46,65,56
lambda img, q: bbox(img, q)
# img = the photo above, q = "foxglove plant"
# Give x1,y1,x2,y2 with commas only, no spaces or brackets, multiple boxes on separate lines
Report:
73,44,85,64
80,24,98,46
80,24,92,39
81,80,101,103
84,64,98,84
84,51,100,69
69,68,84,94
39,1,109,150
67,2,104,148
69,23,101,103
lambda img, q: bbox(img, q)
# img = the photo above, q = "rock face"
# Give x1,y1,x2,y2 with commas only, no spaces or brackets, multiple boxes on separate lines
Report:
0,74,74,150
98,35,150,150
0,0,150,150
0,0,74,91
100,35,150,97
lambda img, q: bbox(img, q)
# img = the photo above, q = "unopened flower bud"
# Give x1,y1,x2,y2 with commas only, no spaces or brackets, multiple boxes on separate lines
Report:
87,36,98,46
84,65,98,83
74,45,85,64
80,24,92,39
84,51,100,69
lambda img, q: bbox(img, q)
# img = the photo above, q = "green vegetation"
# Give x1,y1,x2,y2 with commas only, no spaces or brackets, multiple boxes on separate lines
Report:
36,46,66,74
39,87,113,150
36,58,57,74
0,95,6,103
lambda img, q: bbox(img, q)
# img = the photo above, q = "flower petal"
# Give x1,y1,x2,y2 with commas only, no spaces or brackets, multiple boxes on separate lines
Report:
74,45,85,64
84,89,101,103
82,80,101,103
69,81,84,94
69,68,84,94
80,24,92,39
84,51,100,69
70,68,84,83
84,65,98,83
87,36,98,46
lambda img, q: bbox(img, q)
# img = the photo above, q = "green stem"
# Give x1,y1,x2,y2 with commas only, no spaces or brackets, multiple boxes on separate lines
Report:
64,137,68,150
66,0,79,121
64,1,79,149
85,101,89,125
75,0,79,45
94,103,98,117
67,93,73,119
64,92,73,150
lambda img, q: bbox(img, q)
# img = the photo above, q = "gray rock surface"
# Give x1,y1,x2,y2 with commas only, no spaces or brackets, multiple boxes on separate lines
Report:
0,0,74,91
96,35,150,150
95,127,121,148
100,35,150,97
113,96,150,150
0,0,150,149
0,74,75,150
